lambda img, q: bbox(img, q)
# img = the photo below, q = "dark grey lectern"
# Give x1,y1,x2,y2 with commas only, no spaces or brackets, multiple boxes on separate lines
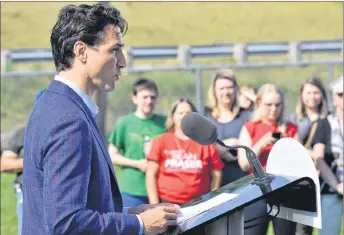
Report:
171,138,322,235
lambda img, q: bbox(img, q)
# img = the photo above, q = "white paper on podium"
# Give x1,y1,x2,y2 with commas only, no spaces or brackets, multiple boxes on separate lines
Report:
266,138,322,229
177,193,240,223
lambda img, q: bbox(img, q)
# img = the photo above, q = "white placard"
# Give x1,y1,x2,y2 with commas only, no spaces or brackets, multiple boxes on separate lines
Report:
266,138,322,229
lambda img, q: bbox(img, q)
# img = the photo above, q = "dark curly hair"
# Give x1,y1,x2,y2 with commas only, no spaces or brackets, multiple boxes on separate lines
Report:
50,3,128,72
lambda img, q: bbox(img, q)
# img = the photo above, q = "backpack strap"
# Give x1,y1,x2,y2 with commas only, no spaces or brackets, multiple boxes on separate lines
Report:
304,121,318,149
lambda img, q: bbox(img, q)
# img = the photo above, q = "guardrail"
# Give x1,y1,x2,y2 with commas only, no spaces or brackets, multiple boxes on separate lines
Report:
2,58,342,112
1,39,343,71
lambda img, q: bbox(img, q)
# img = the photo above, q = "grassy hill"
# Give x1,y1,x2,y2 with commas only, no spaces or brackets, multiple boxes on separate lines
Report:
1,1,343,132
1,2,343,235
1,2,342,49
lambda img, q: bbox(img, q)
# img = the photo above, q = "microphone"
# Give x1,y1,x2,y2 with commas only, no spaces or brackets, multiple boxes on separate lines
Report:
181,112,275,195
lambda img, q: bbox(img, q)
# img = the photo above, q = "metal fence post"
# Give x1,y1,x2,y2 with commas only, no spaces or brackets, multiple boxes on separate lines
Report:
194,68,203,113
1,50,11,72
178,45,191,65
288,41,301,64
233,43,247,65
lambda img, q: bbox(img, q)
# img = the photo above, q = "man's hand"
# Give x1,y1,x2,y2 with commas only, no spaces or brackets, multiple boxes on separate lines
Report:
0,150,23,173
217,144,237,162
136,159,148,173
139,204,180,235
221,151,237,162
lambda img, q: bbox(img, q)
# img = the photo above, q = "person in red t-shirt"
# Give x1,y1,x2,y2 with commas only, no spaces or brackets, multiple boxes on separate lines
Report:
237,83,299,235
146,98,224,205
238,84,299,172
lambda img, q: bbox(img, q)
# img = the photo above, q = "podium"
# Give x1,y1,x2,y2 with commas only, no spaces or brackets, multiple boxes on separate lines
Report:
173,138,322,235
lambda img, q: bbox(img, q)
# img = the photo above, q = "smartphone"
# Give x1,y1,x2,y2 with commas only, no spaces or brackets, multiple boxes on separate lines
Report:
272,132,281,140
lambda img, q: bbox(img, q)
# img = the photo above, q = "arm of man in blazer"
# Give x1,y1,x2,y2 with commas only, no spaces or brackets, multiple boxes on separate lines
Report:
42,114,140,235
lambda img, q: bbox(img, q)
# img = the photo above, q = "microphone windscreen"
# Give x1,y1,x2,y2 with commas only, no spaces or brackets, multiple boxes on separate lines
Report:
180,112,218,145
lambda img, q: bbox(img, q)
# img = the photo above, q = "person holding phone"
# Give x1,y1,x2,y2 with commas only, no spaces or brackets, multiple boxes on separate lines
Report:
237,83,300,235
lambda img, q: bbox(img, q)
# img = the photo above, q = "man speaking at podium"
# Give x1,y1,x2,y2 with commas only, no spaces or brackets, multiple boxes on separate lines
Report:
22,3,179,235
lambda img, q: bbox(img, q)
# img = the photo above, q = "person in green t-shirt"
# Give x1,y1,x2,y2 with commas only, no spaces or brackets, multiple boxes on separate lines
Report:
108,78,166,207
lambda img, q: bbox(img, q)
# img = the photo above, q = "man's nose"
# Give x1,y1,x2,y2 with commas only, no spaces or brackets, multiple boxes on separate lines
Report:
116,49,127,69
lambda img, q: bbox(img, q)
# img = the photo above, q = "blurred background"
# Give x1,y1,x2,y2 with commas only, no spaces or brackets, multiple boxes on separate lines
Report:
1,2,343,234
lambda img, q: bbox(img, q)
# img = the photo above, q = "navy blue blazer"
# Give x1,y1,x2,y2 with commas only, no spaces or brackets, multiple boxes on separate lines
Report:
22,80,141,235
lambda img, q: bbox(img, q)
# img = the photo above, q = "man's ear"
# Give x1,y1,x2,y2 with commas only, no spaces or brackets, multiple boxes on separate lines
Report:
132,95,137,105
73,41,87,64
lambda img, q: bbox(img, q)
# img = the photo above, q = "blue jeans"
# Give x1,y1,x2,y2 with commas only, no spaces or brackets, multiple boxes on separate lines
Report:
16,190,23,235
318,194,343,235
121,192,149,208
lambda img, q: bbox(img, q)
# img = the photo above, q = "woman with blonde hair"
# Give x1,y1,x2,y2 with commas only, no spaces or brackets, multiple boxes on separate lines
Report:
204,69,251,186
238,83,299,235
146,97,223,207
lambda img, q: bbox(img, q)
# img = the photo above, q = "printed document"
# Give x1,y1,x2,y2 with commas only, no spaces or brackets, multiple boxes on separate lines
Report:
177,193,240,223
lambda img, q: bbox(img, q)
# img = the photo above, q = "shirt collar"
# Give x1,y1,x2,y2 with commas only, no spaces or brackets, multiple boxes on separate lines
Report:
54,74,99,119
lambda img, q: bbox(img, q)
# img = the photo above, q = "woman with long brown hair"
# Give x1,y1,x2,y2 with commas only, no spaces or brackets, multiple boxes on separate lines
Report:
288,76,329,235
204,69,252,186
310,76,343,235
289,76,328,149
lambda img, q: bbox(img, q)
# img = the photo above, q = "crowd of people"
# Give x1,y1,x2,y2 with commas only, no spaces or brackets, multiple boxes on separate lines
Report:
2,69,342,235
2,3,341,235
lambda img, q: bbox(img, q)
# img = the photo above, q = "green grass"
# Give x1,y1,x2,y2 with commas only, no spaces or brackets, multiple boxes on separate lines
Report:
1,2,342,49
1,175,17,235
1,2,343,235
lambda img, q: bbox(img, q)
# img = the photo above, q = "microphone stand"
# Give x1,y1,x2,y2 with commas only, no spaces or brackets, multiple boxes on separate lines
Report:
216,139,275,195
